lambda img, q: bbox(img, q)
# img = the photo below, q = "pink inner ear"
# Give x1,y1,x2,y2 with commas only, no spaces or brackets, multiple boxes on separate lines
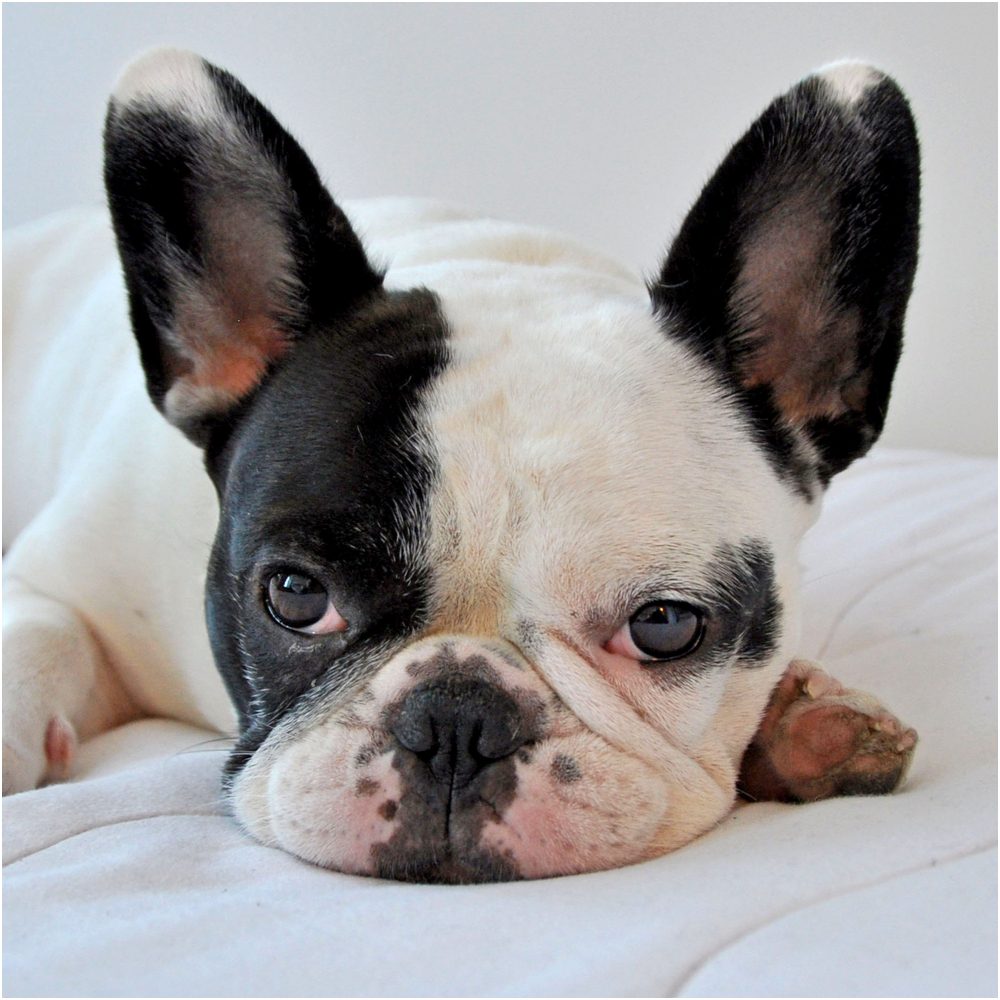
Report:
169,196,299,404
189,314,290,399
733,195,864,425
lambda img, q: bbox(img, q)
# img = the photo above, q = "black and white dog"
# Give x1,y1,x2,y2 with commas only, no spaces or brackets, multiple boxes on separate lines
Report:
3,50,919,883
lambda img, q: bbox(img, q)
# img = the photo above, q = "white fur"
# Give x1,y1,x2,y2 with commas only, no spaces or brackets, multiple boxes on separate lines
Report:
815,60,883,106
3,195,820,878
227,207,816,872
112,48,222,123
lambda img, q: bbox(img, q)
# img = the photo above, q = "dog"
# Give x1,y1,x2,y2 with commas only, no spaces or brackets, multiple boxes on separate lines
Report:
3,50,919,883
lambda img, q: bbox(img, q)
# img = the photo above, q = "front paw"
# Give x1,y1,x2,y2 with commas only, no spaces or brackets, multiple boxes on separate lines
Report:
3,715,77,795
739,660,918,803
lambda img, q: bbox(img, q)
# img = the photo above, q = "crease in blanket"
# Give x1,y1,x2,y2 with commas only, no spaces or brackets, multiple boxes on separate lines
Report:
4,807,226,867
668,841,998,995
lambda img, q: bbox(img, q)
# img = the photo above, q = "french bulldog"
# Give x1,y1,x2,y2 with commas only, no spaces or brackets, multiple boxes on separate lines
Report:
2,50,919,883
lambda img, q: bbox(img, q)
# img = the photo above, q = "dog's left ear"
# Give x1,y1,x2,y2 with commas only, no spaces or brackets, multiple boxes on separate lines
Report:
652,63,920,484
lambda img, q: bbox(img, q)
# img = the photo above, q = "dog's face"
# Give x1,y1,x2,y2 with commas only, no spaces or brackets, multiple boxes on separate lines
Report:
105,51,919,882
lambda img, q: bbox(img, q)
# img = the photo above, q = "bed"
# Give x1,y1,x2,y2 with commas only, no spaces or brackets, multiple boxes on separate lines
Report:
3,208,996,998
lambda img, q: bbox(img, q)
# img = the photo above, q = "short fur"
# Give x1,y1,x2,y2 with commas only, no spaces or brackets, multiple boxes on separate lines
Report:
2,50,920,883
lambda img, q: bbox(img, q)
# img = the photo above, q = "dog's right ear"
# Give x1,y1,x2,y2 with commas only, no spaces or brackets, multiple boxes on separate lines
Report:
104,49,383,445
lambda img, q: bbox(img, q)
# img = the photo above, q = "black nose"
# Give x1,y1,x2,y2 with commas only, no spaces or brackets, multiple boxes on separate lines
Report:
391,678,528,787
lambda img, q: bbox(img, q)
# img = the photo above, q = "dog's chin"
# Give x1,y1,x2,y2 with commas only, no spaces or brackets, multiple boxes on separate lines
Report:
227,722,735,883
233,782,672,885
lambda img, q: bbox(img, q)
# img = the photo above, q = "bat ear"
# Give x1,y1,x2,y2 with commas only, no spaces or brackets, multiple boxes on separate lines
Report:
652,63,920,486
104,49,383,445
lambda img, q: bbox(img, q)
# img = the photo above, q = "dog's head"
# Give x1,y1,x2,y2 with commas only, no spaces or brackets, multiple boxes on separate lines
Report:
104,51,919,882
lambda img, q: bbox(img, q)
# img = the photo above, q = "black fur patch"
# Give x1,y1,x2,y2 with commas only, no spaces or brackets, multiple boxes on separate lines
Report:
639,538,781,682
213,288,450,773
551,755,582,784
104,105,206,414
705,539,781,666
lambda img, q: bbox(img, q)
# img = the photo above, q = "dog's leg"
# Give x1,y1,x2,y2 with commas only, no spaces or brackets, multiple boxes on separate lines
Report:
738,659,918,803
3,581,138,794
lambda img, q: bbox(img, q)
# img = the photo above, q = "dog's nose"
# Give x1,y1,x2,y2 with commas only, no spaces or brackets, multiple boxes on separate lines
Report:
391,678,528,787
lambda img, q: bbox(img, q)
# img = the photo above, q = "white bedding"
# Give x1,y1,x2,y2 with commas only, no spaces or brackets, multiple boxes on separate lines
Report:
2,211,997,998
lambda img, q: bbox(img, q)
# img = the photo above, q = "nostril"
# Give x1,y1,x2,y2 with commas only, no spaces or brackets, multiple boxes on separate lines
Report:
477,714,521,761
394,708,435,755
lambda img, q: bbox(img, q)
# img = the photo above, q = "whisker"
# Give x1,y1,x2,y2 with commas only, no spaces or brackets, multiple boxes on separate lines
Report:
179,735,239,750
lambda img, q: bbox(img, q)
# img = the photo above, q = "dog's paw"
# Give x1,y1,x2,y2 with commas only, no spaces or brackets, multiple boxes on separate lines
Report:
2,714,77,795
738,660,918,803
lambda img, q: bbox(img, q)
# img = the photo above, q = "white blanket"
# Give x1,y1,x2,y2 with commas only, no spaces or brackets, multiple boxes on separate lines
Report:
3,210,997,998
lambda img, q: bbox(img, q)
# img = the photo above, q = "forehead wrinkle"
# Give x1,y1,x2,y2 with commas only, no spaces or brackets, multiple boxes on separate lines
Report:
419,274,800,640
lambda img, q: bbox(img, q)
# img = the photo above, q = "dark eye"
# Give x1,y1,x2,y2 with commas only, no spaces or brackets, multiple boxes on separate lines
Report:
605,600,705,662
265,572,347,635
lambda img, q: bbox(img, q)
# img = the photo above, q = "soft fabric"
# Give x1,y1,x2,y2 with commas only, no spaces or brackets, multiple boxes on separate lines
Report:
3,210,997,997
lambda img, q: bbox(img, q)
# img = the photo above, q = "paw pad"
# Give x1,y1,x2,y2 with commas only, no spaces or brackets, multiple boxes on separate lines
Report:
739,661,918,804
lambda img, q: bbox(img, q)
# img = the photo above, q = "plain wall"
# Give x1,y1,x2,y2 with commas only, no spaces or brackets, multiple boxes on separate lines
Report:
3,3,996,456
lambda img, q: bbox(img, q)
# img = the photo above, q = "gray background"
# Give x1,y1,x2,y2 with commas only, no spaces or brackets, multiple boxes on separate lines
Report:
4,3,996,455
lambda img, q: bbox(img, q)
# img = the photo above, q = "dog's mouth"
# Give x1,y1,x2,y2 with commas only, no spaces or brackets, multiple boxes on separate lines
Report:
366,735,526,884
371,825,523,885
374,853,520,885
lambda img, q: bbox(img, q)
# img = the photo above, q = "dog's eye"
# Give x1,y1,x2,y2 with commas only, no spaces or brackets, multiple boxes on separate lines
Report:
265,572,347,635
605,601,704,662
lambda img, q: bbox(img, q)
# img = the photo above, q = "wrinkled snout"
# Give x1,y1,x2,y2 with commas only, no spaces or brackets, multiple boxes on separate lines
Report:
230,636,676,883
